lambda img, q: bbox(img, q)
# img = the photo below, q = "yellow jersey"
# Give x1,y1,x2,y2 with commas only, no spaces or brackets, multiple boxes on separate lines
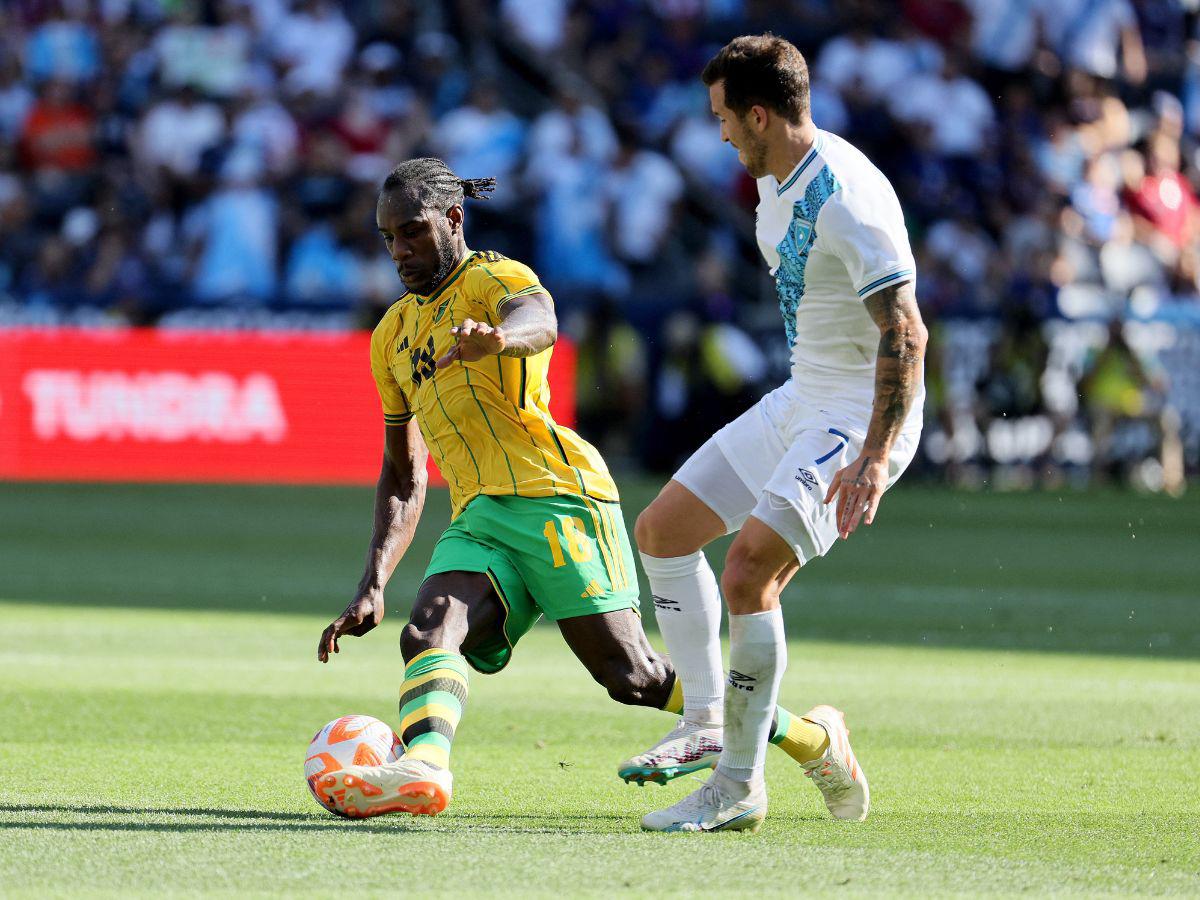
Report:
369,250,619,518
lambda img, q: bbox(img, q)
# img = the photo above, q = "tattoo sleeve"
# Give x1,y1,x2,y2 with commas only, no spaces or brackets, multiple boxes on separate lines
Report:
862,280,928,458
497,293,557,357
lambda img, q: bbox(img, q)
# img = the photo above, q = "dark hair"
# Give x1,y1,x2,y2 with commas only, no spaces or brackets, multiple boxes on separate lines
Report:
701,34,809,125
381,157,496,209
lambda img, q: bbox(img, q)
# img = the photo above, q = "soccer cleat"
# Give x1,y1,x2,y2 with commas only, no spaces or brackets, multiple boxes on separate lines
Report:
640,770,766,833
618,719,723,785
800,704,870,822
319,757,452,819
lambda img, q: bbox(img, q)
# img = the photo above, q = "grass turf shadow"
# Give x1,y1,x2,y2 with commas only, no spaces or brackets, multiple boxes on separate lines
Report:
0,803,634,835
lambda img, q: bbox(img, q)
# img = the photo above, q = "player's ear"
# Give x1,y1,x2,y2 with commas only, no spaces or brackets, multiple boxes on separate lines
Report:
749,104,769,133
446,204,465,234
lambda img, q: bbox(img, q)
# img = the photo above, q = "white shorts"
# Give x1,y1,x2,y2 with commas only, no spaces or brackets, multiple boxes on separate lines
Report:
674,381,920,565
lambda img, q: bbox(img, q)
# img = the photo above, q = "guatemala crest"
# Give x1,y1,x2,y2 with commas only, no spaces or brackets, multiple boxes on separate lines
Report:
786,216,814,256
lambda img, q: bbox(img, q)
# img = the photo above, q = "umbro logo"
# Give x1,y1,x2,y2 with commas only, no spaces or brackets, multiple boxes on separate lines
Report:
728,669,756,692
795,468,819,493
652,594,681,611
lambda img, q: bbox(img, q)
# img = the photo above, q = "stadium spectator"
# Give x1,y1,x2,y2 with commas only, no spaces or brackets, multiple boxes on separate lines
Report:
273,0,356,97
889,54,995,158
23,3,99,85
963,0,1047,78
605,129,685,268
1045,0,1148,83
136,86,224,181
187,150,278,303
433,84,526,208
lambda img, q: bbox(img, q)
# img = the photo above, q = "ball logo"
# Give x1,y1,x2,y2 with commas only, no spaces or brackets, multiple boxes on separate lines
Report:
22,369,287,443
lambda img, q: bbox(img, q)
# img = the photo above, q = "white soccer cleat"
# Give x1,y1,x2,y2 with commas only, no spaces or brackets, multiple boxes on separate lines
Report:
318,757,453,819
618,719,723,786
800,704,870,822
640,770,767,833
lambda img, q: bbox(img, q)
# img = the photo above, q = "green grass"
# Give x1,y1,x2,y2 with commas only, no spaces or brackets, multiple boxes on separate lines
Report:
1,480,1199,896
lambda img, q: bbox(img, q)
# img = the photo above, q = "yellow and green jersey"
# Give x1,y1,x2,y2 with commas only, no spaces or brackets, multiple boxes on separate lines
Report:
369,250,619,519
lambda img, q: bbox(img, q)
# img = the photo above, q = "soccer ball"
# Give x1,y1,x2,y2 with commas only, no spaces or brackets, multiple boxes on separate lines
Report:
304,714,402,814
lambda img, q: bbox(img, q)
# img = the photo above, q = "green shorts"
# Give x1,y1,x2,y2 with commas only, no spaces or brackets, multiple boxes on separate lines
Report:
421,493,639,674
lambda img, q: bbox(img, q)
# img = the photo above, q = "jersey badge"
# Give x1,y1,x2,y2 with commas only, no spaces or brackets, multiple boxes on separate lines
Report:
786,216,814,256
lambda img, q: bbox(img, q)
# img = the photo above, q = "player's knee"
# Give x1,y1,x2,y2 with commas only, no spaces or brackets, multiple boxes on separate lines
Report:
634,503,676,556
399,622,438,662
400,595,464,661
721,545,776,612
600,655,671,708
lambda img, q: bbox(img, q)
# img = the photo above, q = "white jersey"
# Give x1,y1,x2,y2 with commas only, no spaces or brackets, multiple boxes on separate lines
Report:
755,129,923,434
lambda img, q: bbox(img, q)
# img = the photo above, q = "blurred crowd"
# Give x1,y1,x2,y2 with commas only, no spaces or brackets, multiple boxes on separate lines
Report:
2,0,1199,488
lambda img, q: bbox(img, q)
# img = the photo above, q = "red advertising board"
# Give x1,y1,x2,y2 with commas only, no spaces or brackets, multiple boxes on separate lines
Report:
0,328,576,485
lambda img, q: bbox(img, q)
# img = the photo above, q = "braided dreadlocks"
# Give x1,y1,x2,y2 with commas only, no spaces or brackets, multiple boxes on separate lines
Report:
381,157,497,209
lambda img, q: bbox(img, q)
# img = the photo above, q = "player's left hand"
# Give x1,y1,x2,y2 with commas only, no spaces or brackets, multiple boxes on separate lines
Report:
436,319,506,367
824,451,889,540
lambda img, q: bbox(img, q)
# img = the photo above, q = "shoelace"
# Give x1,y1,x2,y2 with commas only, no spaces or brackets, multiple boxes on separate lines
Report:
670,779,724,819
804,761,850,795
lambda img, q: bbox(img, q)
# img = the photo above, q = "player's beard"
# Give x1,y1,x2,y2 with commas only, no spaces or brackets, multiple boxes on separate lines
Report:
738,129,770,179
421,223,460,294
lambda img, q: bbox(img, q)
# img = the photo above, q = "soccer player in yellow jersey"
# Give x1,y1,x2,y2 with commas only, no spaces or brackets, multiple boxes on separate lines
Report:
314,157,817,820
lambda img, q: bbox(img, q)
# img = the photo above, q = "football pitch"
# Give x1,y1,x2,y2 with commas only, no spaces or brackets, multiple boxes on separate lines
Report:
1,480,1198,896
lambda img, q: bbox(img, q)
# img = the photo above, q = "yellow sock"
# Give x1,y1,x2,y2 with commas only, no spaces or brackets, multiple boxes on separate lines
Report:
769,708,829,763
661,676,685,715
397,648,469,769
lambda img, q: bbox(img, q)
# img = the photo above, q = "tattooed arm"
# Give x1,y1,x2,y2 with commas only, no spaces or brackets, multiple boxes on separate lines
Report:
435,293,557,367
823,280,927,539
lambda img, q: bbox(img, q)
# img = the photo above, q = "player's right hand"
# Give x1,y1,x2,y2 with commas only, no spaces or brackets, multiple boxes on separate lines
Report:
317,593,384,663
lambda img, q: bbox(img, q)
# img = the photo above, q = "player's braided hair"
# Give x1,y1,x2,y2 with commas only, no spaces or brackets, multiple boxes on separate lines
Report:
381,157,497,209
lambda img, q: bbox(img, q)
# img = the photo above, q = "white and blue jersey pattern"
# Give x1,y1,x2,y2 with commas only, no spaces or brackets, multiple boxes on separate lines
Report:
754,129,922,433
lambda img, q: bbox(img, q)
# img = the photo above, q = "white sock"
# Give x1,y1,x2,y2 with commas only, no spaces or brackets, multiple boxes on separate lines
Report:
640,550,725,724
716,607,786,785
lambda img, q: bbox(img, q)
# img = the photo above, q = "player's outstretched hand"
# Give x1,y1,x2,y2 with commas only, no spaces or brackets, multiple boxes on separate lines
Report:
436,318,506,368
824,451,889,540
317,593,384,663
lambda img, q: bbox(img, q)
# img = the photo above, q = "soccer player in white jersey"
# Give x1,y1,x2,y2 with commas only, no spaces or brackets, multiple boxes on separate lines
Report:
625,34,928,833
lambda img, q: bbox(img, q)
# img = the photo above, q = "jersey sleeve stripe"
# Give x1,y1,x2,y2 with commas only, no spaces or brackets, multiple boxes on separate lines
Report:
384,413,414,425
857,269,914,297
495,284,543,313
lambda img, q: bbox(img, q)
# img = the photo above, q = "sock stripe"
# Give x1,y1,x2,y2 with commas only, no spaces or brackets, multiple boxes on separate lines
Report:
400,690,464,725
400,701,461,737
399,676,468,712
405,649,470,680
401,715,458,747
404,731,452,768
769,707,791,744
